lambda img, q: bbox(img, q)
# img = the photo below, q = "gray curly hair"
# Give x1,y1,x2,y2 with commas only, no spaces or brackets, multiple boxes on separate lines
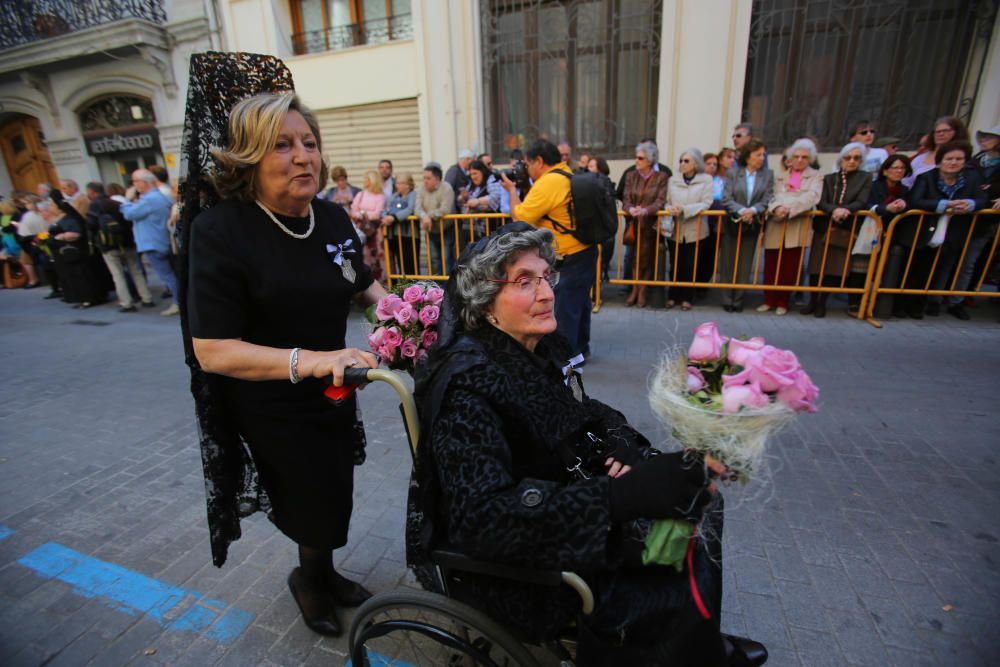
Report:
452,226,557,330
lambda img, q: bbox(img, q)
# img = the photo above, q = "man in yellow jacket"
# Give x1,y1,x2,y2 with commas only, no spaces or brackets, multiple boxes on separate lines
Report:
500,139,596,361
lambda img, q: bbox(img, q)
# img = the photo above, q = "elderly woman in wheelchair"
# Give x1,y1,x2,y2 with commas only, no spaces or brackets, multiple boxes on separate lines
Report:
378,222,768,666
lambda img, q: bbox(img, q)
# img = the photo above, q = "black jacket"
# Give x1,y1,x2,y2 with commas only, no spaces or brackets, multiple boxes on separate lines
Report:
813,170,872,236
909,168,988,245
86,195,134,251
408,325,659,639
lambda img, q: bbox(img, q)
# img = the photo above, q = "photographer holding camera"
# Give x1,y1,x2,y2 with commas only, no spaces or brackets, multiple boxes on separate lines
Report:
500,139,596,361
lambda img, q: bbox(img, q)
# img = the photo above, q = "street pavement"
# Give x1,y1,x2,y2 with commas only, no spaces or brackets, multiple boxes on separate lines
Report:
1,282,998,666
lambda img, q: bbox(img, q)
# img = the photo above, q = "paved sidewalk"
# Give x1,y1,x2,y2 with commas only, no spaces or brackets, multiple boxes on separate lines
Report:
0,285,997,666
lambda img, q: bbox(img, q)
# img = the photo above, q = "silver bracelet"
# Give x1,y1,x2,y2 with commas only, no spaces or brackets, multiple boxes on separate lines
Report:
289,347,301,384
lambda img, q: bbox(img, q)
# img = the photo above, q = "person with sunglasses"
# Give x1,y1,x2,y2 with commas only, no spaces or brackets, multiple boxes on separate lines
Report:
847,120,888,176
801,142,872,317
407,222,766,666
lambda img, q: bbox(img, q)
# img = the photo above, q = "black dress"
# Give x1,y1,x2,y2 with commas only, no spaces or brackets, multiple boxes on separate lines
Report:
188,198,373,550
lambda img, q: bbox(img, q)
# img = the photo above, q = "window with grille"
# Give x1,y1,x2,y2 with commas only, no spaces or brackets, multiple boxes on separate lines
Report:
481,0,662,160
741,0,998,152
290,0,412,55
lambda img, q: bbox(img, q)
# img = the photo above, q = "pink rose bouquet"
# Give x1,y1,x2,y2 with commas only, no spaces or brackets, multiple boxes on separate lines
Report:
365,281,442,374
650,321,819,482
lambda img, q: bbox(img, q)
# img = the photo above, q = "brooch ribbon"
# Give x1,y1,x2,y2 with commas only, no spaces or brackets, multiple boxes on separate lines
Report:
326,240,357,283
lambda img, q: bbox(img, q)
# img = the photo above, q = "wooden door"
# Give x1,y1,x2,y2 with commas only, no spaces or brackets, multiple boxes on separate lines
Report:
0,116,59,193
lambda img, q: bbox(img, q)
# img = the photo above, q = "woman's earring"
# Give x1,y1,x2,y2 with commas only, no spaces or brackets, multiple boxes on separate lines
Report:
487,313,499,325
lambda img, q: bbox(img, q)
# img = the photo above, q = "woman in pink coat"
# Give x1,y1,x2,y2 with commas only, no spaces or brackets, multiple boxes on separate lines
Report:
350,171,387,281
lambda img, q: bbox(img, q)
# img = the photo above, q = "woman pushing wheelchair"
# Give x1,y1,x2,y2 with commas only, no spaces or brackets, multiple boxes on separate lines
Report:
407,221,767,666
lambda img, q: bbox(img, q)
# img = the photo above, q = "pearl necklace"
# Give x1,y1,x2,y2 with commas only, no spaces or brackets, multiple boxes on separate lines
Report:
255,200,315,239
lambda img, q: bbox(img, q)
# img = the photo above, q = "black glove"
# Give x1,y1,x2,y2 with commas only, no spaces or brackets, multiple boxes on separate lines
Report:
608,451,710,523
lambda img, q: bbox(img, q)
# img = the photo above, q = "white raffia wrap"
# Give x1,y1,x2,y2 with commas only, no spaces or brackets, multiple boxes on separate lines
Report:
649,354,796,480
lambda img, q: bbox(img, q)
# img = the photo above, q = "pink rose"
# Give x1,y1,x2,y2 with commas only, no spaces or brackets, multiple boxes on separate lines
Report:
425,287,444,305
419,305,440,327
422,329,439,349
380,343,398,363
727,337,766,367
375,294,403,321
686,366,706,393
383,326,403,348
688,322,726,362
400,338,419,359
721,381,770,414
776,369,820,413
403,285,425,304
723,345,800,393
394,302,416,325
367,326,386,350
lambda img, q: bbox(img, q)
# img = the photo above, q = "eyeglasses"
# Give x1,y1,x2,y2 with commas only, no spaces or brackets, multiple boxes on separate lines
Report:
679,158,692,163
732,133,746,139
857,129,875,136
485,271,560,293
842,155,862,162
634,155,648,161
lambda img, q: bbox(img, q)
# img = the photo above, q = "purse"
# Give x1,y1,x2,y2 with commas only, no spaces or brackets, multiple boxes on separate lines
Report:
622,219,637,246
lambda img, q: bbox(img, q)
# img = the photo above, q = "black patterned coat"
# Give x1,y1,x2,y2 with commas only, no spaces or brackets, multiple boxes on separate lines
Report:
407,324,725,660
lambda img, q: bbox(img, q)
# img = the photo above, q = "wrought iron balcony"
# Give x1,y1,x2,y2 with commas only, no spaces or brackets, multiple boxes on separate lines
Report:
0,0,168,50
292,13,413,56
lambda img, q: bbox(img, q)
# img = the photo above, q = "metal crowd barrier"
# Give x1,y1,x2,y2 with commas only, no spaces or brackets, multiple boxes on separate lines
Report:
382,213,511,287
865,209,1000,322
379,207,998,328
601,209,885,325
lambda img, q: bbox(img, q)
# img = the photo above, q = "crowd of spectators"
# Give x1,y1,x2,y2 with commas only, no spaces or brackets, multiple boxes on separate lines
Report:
4,117,998,323
1,169,180,315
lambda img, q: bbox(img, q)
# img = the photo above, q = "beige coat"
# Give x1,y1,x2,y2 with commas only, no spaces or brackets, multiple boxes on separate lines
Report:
764,167,822,249
666,173,714,243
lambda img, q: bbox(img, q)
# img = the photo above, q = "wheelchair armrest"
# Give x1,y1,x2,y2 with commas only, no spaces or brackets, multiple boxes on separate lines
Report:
430,547,595,615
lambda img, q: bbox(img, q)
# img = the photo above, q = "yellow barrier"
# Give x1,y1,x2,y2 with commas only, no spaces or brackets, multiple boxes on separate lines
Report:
382,213,511,287
865,209,1000,321
602,209,885,324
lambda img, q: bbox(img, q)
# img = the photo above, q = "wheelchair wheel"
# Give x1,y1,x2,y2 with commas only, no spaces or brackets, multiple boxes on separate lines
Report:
348,589,543,667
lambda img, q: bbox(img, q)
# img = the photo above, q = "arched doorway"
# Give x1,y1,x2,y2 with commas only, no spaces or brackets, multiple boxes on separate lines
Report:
0,115,59,192
78,95,164,187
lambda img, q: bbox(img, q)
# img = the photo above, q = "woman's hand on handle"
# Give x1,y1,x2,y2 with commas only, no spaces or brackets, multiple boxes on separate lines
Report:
299,348,379,387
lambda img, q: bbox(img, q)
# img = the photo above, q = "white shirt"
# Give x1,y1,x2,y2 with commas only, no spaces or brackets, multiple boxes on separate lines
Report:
16,211,48,237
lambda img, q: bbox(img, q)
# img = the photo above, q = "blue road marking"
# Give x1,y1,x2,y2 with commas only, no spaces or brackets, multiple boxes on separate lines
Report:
0,525,14,541
17,542,253,643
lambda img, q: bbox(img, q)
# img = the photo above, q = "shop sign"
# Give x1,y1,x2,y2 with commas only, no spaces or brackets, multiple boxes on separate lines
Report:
84,127,160,156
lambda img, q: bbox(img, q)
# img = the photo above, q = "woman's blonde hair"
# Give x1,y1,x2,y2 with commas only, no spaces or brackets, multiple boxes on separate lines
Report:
210,92,328,201
363,170,383,194
397,172,415,189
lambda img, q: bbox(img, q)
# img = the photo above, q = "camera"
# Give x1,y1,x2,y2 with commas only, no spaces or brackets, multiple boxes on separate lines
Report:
499,159,530,194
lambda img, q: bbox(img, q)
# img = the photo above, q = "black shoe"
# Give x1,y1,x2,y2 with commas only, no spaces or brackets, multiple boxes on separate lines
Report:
892,309,907,319
723,634,768,666
288,569,341,636
329,570,373,607
907,309,924,320
813,303,826,318
732,305,743,313
800,304,816,315
119,305,137,313
925,302,940,317
23,282,39,290
722,305,733,313
947,304,970,321
161,288,172,299
44,291,62,299
141,301,156,308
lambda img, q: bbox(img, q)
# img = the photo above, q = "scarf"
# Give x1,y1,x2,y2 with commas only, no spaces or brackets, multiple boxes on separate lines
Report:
937,173,966,199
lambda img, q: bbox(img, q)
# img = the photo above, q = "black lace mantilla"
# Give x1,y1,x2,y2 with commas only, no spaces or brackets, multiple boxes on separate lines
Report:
176,52,295,567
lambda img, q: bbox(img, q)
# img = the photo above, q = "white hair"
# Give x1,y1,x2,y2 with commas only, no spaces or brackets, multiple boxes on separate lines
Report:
788,138,818,163
636,141,659,165
837,142,868,169
680,148,705,174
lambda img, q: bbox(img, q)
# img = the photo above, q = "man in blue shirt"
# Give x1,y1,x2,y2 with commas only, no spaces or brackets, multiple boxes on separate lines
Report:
121,169,178,316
